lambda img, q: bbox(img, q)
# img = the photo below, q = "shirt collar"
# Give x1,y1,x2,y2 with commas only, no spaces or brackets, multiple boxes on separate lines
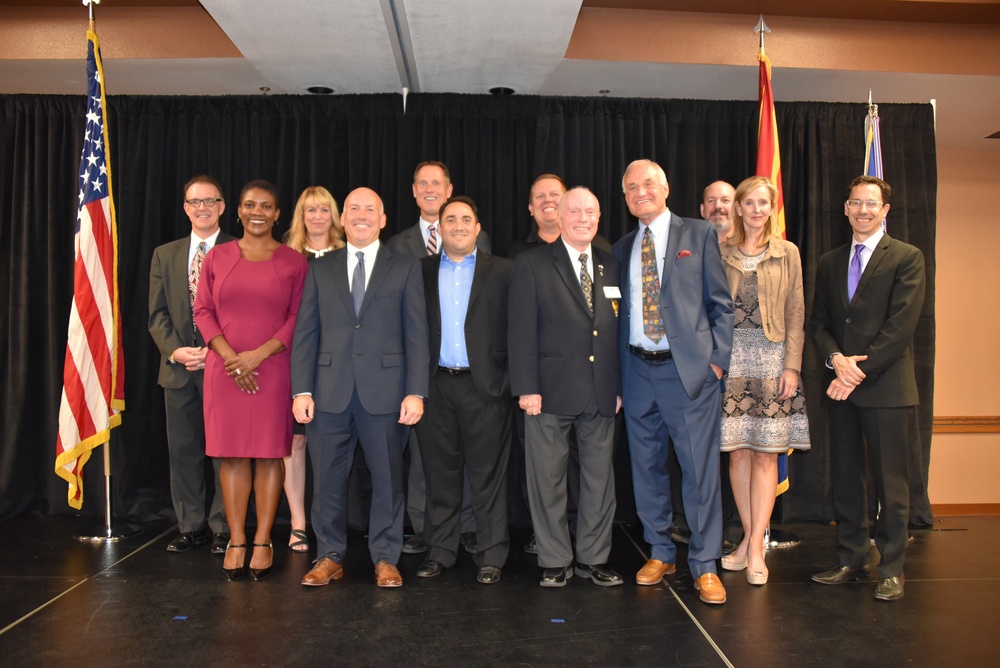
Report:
347,239,380,258
191,228,221,247
853,228,884,253
441,246,477,267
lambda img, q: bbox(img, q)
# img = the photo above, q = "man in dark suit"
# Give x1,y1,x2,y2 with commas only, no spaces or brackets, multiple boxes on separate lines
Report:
414,195,514,584
148,175,233,555
509,187,623,588
292,187,429,589
613,159,733,605
810,175,925,602
388,161,488,555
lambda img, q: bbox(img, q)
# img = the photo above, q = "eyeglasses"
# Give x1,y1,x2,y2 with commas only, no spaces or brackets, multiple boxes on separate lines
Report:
185,198,222,208
846,199,884,210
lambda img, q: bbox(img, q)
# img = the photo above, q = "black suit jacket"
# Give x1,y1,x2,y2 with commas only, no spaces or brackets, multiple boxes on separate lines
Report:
421,251,512,402
388,222,491,259
809,233,925,408
508,241,621,417
291,242,429,415
148,232,234,389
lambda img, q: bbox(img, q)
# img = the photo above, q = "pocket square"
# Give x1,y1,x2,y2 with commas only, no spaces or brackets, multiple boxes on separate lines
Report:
677,250,692,258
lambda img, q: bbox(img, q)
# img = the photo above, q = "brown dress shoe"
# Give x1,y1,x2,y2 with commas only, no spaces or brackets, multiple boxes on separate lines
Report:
694,573,727,604
375,560,403,588
635,558,676,585
301,557,344,587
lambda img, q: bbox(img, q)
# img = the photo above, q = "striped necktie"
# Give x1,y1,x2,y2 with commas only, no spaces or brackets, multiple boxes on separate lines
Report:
426,224,438,255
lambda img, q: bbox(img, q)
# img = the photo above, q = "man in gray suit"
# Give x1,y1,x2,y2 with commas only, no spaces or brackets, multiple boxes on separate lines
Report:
388,161,489,555
509,187,623,588
293,187,429,588
148,175,232,555
612,159,734,605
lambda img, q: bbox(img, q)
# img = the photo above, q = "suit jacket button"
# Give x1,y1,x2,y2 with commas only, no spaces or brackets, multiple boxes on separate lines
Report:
845,318,852,324
589,355,594,362
354,324,361,329
593,330,598,336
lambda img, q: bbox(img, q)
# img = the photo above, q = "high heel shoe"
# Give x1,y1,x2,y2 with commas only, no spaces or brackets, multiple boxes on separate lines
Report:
222,543,247,581
746,551,768,585
721,553,747,572
249,543,273,582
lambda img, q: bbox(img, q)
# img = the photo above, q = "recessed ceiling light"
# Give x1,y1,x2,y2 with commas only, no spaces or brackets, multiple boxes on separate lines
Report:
489,87,515,96
307,86,335,95
259,86,271,94
599,90,610,95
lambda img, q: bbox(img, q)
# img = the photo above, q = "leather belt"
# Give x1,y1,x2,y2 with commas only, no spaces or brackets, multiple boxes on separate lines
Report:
438,366,471,376
628,345,672,361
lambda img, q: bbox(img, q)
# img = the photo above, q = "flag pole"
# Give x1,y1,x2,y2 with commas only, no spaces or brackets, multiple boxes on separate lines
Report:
73,0,140,543
753,14,799,550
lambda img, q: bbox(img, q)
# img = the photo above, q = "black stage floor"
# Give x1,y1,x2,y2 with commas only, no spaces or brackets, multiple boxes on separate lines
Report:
1,515,996,667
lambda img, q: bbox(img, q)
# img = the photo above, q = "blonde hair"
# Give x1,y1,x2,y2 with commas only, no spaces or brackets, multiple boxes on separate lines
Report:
727,176,780,248
284,186,344,253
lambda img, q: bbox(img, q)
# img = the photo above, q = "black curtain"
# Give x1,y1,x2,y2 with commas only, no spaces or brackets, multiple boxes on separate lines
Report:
0,93,936,524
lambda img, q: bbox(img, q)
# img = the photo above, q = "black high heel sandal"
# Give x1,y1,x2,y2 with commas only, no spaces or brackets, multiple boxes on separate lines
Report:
249,543,273,581
222,543,247,581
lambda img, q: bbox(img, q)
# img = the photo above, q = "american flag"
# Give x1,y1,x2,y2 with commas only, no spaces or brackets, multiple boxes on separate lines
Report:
54,28,125,510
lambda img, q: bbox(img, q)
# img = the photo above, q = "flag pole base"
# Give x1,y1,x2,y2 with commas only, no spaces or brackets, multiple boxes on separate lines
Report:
765,526,801,550
74,520,142,543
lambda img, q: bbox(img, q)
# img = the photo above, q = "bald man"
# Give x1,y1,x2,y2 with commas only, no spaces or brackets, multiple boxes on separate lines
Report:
292,187,429,589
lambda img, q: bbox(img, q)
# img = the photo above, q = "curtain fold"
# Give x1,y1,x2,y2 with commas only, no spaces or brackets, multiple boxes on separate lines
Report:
0,93,935,524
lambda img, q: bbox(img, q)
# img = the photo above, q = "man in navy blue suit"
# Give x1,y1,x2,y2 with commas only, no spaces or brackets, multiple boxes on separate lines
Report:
292,187,429,589
613,159,734,604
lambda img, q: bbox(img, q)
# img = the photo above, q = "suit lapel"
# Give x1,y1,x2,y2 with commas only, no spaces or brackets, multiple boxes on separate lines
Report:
328,249,354,316
407,226,426,258
552,242,593,317
468,252,489,312
852,234,891,306
660,214,684,288
357,244,393,319
426,256,443,330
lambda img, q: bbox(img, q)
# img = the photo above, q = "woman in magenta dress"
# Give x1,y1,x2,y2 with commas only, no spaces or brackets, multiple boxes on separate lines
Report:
194,180,307,581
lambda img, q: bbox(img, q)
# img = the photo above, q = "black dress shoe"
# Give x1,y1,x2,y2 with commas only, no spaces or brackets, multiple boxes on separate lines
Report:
874,576,904,601
460,532,478,554
574,563,624,587
167,528,210,553
477,565,502,584
416,560,444,578
211,533,230,555
540,565,573,588
402,533,429,554
811,565,871,585
523,534,537,555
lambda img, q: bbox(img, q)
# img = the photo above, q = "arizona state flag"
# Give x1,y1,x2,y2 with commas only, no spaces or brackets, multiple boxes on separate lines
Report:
754,47,790,495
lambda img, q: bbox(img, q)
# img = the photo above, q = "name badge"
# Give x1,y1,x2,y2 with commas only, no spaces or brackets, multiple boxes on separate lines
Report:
603,286,622,299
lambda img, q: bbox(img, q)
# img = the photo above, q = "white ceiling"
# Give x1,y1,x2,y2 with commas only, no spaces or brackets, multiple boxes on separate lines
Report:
2,0,997,150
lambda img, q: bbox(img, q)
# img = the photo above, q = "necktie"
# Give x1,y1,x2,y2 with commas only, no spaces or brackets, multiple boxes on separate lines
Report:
426,224,438,255
351,251,366,316
579,253,593,314
848,244,864,301
189,241,207,341
189,241,206,307
641,227,665,342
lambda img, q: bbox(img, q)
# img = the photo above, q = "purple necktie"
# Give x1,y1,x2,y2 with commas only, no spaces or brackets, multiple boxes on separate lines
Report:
847,244,864,301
